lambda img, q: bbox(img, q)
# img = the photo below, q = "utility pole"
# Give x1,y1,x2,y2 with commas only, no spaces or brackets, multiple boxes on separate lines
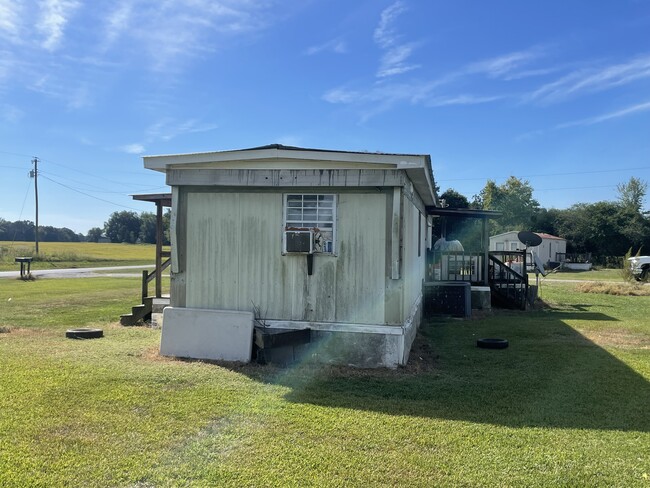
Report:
30,157,39,254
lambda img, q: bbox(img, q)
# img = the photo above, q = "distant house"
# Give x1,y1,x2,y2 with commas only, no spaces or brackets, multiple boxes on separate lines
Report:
142,144,438,368
489,231,567,266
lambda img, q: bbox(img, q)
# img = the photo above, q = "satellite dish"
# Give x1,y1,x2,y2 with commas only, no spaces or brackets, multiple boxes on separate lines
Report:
517,231,542,247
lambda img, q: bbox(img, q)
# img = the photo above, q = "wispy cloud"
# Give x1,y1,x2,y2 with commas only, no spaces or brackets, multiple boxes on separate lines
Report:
427,94,504,107
118,117,218,156
373,1,407,49
120,143,146,154
37,0,81,51
374,1,420,78
467,49,544,79
27,74,93,109
556,100,650,128
0,0,22,41
1,104,24,123
304,37,347,56
529,54,650,104
102,2,132,50
146,118,219,142
113,0,276,72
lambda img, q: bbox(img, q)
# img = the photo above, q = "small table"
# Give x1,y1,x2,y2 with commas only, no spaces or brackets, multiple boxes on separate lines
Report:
15,257,33,279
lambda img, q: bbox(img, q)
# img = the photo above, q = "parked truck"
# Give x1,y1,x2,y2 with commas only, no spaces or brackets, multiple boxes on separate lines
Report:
628,256,650,281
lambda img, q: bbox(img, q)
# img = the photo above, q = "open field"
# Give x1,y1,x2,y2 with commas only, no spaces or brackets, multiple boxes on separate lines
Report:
0,278,649,486
0,241,159,271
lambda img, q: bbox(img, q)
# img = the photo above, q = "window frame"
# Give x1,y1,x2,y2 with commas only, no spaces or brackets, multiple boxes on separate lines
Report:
282,193,337,255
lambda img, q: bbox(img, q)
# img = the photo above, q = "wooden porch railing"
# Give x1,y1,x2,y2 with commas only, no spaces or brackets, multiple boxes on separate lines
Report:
488,251,528,310
141,252,171,302
427,250,485,285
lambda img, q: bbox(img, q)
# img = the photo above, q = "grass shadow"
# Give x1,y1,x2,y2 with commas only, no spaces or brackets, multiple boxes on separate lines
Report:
245,305,649,433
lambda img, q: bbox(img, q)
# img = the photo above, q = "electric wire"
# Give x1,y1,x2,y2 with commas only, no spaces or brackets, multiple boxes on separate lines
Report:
444,165,650,182
39,170,167,194
8,178,34,250
39,174,144,211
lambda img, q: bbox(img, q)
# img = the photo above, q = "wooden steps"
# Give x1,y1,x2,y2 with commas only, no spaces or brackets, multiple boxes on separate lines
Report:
119,296,169,326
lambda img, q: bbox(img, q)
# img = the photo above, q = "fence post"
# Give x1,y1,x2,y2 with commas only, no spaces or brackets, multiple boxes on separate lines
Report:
141,270,149,303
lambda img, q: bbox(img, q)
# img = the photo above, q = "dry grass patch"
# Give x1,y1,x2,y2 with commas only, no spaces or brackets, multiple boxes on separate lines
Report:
581,327,650,350
575,281,650,296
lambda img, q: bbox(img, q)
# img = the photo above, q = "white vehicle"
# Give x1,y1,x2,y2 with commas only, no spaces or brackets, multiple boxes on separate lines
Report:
628,256,650,281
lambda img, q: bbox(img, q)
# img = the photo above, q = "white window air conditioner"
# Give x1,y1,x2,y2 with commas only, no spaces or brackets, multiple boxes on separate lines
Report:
284,230,314,253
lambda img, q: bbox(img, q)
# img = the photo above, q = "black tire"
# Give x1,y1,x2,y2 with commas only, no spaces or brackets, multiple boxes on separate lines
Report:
66,328,104,339
477,338,508,349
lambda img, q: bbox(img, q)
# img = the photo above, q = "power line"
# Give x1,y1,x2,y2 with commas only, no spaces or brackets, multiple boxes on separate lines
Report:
443,165,650,182
39,169,167,194
39,174,144,211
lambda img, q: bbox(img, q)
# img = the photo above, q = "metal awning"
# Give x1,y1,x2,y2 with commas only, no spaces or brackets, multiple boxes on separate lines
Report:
132,193,172,207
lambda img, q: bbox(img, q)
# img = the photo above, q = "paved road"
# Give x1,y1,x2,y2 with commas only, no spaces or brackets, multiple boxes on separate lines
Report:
0,264,155,279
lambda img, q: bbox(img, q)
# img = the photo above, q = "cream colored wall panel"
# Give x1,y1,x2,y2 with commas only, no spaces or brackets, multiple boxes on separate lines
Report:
184,190,389,325
236,193,284,315
186,192,241,309
335,193,386,324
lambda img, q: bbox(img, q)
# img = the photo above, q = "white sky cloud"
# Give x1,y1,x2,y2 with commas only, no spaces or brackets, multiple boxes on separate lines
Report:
146,118,219,142
120,143,146,154
467,49,544,79
0,0,22,40
305,37,347,56
37,0,81,51
373,1,407,49
529,54,650,104
373,1,419,78
556,100,650,128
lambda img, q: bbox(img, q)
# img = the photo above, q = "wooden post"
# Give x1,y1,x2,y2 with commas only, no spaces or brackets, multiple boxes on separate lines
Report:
482,217,489,286
155,201,163,298
142,270,149,303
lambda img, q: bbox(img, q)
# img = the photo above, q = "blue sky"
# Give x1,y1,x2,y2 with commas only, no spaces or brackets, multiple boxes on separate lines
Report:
1,0,649,234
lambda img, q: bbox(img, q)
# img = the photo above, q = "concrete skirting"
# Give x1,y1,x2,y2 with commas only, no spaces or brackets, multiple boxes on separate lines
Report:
159,296,423,368
265,296,422,368
160,307,253,362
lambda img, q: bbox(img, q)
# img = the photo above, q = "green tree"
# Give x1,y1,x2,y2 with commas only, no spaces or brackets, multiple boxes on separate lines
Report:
104,211,141,244
617,177,647,213
439,188,469,208
139,212,157,244
86,227,103,243
476,176,540,233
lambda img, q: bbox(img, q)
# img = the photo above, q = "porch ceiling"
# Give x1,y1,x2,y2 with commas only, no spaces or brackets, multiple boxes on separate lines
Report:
426,207,501,219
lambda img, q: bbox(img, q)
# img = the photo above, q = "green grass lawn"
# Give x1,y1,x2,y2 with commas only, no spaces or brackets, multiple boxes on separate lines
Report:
0,278,648,486
532,267,625,282
0,241,160,271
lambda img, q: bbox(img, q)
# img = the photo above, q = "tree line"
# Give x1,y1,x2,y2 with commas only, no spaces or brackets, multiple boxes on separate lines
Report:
0,218,84,242
441,176,649,263
3,176,647,261
0,210,170,245
87,210,171,244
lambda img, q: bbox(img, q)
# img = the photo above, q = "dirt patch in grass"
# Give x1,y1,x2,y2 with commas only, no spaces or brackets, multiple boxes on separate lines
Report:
575,281,650,296
581,328,650,350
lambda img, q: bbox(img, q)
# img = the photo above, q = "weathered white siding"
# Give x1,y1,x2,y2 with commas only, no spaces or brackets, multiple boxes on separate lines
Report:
401,199,426,322
184,191,387,325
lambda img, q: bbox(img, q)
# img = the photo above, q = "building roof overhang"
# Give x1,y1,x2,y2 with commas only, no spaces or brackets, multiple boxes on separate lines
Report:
143,144,438,206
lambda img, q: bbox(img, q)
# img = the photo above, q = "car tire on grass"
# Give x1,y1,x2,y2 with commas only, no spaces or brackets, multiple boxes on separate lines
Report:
477,338,508,349
65,328,104,339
